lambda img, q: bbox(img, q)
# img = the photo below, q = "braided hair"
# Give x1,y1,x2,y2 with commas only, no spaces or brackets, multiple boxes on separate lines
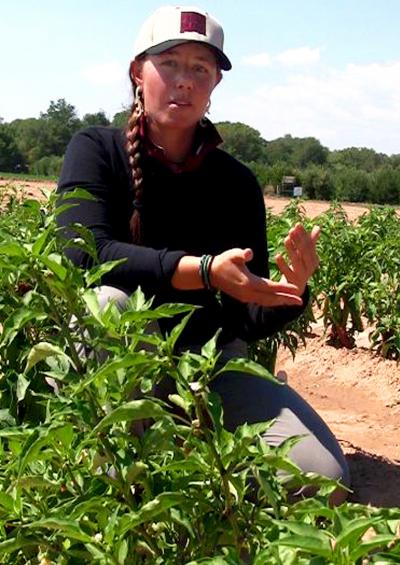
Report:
125,80,145,244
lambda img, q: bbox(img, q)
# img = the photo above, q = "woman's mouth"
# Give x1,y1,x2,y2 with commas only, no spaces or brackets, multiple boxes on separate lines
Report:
169,100,191,108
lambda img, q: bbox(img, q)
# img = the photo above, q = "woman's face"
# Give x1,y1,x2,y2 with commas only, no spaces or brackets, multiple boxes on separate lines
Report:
132,42,222,134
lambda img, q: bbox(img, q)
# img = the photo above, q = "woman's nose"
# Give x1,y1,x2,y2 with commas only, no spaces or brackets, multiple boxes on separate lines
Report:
176,68,194,89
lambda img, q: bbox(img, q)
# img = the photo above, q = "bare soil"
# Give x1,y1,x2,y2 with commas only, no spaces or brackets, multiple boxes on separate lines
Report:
2,180,399,507
0,178,54,202
276,323,400,507
265,194,376,221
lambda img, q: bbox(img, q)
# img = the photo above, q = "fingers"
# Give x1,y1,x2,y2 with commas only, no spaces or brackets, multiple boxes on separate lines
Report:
217,225,320,308
275,252,292,281
284,234,305,273
274,224,321,296
256,293,303,307
256,277,302,296
284,223,320,274
211,248,304,307
238,247,254,263
311,224,321,244
247,273,303,306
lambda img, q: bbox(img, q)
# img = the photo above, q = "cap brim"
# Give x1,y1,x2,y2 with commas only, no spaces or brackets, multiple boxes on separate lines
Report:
142,39,232,71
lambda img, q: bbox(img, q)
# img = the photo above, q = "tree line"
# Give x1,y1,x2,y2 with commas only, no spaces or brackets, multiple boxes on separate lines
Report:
0,99,128,178
1,99,400,204
218,122,400,205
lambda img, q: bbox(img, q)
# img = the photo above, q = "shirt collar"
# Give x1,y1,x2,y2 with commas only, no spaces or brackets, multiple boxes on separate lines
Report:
138,115,222,173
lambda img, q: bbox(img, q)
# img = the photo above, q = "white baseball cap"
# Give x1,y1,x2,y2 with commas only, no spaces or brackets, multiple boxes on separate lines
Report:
133,5,232,71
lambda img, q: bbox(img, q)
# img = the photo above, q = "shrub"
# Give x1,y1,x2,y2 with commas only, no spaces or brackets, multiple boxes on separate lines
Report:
31,155,64,177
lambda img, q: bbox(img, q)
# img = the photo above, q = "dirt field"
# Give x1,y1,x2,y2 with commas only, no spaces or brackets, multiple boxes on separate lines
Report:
265,194,376,221
0,178,55,201
2,180,399,507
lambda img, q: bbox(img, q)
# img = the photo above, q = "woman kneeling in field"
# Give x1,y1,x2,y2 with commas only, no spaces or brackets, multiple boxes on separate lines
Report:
57,5,350,504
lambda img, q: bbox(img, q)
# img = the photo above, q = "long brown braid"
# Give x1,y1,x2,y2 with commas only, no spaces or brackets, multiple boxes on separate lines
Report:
125,82,145,243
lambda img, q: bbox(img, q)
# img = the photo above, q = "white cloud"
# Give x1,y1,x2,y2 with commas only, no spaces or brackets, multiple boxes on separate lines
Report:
80,61,126,86
241,52,272,67
242,47,321,68
275,46,321,66
213,60,400,154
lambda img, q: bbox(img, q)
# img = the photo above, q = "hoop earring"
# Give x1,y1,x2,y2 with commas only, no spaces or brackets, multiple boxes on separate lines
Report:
135,85,144,117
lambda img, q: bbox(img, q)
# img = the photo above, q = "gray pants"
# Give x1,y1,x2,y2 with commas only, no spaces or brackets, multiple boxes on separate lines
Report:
95,286,350,492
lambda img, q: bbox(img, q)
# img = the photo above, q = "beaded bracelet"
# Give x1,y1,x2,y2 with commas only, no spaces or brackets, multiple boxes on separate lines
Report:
199,254,215,291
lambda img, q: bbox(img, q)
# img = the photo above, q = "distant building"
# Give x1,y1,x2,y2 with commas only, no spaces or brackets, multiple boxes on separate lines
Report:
277,176,303,197
278,176,297,197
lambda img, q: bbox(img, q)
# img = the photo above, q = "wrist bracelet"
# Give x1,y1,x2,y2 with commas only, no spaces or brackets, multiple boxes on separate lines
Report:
199,254,215,290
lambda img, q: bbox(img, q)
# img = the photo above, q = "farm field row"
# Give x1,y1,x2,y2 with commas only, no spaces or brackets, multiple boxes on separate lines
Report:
2,178,398,505
0,180,399,563
2,177,398,220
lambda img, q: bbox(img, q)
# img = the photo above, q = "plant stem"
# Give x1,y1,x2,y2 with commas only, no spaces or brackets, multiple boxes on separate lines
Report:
192,391,242,553
38,274,85,374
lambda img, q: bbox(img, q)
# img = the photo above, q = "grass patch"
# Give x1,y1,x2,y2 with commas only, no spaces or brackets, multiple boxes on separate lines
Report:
0,171,57,182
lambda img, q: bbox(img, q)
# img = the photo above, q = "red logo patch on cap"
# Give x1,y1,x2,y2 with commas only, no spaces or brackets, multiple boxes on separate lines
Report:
180,12,206,35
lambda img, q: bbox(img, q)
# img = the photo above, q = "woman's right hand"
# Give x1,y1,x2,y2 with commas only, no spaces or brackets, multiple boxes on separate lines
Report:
210,248,303,307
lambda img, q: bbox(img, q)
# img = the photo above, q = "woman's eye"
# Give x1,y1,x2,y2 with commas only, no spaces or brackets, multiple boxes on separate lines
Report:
194,65,208,74
161,59,177,68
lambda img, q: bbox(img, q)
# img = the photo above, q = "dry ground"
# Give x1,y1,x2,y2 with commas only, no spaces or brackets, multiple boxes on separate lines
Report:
2,180,399,507
276,323,400,507
0,178,54,202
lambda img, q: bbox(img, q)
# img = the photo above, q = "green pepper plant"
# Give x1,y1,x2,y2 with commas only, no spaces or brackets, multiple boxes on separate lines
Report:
249,201,316,373
311,204,366,348
0,189,399,563
357,206,400,359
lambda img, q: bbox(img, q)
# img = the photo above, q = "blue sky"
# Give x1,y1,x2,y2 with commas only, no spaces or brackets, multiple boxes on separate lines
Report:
2,0,400,154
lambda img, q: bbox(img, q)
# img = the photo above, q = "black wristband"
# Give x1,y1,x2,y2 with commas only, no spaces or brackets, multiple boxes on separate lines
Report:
199,254,214,290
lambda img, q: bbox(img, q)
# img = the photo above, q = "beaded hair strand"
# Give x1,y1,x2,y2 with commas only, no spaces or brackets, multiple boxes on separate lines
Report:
125,84,145,243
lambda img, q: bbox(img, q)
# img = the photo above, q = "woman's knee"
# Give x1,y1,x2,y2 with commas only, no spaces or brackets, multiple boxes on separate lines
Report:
70,286,130,362
95,285,130,311
289,432,350,484
264,404,350,503
289,433,350,501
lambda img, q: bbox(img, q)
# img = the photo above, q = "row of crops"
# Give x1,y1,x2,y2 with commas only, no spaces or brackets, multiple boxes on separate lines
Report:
0,187,399,563
260,200,400,365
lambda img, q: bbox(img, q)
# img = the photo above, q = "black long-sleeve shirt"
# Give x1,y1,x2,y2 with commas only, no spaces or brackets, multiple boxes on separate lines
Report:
57,126,307,346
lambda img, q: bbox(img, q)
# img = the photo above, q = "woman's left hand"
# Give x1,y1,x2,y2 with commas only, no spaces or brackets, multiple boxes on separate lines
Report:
275,223,321,296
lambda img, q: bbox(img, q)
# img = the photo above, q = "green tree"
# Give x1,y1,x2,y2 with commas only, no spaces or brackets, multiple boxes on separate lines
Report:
331,167,371,202
264,161,294,190
31,155,64,177
265,135,328,168
370,166,400,204
81,110,110,128
8,100,80,172
9,118,48,167
389,153,400,169
246,161,270,189
328,147,387,172
264,134,295,165
112,109,130,128
299,165,334,200
0,123,25,172
292,137,328,168
216,121,267,163
39,98,81,156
